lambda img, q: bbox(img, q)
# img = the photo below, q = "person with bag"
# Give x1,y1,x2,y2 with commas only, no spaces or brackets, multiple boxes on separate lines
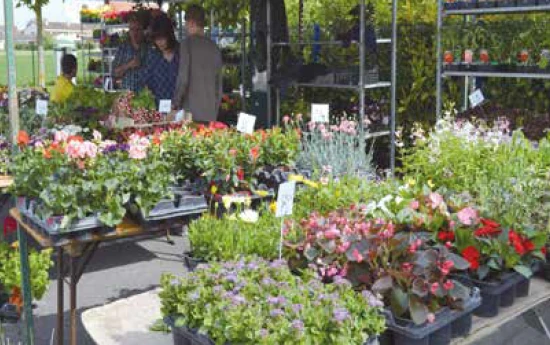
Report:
172,5,223,123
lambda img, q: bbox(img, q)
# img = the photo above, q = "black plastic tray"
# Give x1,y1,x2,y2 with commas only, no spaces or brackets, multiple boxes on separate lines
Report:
382,288,481,345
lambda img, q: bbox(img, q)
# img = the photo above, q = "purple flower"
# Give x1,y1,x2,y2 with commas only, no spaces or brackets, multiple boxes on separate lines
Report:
225,273,238,283
292,304,303,313
247,262,259,270
270,259,286,268
213,285,223,293
231,294,246,305
362,290,384,308
270,309,284,317
189,291,200,301
334,276,351,286
261,277,275,286
291,319,304,332
267,296,279,305
333,308,350,323
259,329,269,338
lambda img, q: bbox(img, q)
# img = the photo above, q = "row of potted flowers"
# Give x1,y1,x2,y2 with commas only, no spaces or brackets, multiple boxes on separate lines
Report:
443,48,550,73
443,0,550,10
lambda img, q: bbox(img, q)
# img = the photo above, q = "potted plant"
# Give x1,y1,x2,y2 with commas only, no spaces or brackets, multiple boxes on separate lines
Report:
477,0,496,8
517,0,537,6
160,258,387,345
499,0,516,7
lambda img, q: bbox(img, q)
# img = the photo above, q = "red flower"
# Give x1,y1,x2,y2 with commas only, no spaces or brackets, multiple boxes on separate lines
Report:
250,146,260,161
209,121,228,130
524,240,535,252
17,130,29,146
237,167,244,181
513,241,526,256
480,218,500,228
542,247,547,256
67,135,84,143
474,226,502,237
461,246,480,270
508,229,520,243
438,231,455,242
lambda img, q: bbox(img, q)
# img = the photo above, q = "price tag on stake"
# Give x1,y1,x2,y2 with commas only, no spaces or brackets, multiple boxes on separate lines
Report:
237,112,256,134
159,99,172,114
276,181,296,218
103,77,112,91
35,99,48,116
469,89,485,108
311,103,330,123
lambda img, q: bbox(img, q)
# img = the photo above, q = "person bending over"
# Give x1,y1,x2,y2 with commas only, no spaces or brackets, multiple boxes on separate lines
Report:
51,54,77,104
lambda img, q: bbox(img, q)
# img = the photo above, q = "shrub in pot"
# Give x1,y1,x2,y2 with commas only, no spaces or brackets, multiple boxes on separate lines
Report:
160,257,386,344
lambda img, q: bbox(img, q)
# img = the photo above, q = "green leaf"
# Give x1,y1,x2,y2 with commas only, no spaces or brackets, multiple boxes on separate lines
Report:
449,280,470,301
447,252,471,271
514,265,532,279
390,287,408,317
372,275,393,292
304,247,318,261
409,295,429,325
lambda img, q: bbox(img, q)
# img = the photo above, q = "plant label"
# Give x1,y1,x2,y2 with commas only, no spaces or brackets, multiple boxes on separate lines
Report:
276,181,296,218
237,112,256,134
35,99,48,116
159,99,172,114
469,89,485,108
174,110,185,122
103,77,112,91
311,103,330,123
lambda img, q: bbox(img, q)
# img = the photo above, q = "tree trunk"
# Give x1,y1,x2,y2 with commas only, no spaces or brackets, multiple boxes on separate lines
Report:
36,6,45,88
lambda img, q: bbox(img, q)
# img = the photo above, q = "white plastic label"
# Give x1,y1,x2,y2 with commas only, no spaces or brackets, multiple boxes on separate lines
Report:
311,104,329,123
469,89,485,107
35,99,48,116
174,110,185,122
276,181,296,218
159,99,172,113
237,112,256,134
103,77,112,91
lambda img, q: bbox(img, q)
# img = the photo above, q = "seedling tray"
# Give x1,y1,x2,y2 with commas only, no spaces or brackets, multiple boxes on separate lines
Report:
382,288,481,345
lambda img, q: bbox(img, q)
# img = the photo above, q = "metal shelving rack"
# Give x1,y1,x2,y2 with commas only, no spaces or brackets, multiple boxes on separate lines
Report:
435,2,550,116
266,0,398,172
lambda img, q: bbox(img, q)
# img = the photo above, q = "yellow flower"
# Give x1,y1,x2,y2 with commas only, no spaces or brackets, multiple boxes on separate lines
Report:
269,201,277,213
11,241,19,249
255,190,269,197
427,180,435,189
244,197,252,207
210,185,218,195
303,179,319,189
288,174,304,182
407,178,416,187
222,196,232,210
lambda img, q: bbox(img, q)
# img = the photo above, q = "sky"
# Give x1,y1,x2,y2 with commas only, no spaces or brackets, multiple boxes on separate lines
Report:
1,0,103,28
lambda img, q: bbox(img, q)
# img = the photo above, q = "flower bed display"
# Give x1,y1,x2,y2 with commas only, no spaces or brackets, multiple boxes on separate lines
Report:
161,258,386,345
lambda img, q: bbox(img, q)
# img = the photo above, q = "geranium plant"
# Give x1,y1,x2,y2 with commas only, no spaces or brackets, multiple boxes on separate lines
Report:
160,257,386,344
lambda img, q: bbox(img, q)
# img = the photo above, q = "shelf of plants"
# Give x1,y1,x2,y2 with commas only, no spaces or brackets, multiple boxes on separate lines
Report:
435,1,550,115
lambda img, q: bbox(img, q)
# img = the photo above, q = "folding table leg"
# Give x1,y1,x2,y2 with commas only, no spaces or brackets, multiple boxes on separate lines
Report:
17,223,35,345
57,247,64,345
70,257,77,345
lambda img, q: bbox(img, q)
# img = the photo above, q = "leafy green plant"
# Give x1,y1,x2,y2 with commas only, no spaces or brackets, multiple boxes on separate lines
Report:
160,257,386,344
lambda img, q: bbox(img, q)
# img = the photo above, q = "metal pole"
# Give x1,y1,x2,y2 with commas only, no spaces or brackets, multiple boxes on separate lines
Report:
390,0,398,174
359,0,366,127
56,248,64,345
436,0,443,118
31,42,36,87
266,0,272,127
241,19,247,111
17,225,35,345
4,0,20,146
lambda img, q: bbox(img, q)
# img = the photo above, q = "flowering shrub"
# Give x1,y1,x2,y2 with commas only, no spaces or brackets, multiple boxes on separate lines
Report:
297,117,374,178
160,258,386,344
188,209,281,261
401,115,550,234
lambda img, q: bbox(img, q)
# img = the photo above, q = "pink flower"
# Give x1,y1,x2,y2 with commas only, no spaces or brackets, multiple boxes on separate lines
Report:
430,282,440,295
402,262,413,273
320,177,329,185
317,124,326,133
443,280,455,291
322,131,333,140
457,207,479,226
449,220,456,230
409,200,420,210
429,193,444,209
54,130,69,143
336,241,351,254
445,241,453,249
66,141,84,159
229,148,237,156
324,226,341,240
330,125,340,132
307,121,316,131
129,145,147,160
81,141,98,159
352,249,363,263
282,115,290,123
427,313,435,323
326,266,339,277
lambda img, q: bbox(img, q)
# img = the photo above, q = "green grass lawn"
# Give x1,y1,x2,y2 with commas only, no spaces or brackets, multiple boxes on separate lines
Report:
0,50,95,87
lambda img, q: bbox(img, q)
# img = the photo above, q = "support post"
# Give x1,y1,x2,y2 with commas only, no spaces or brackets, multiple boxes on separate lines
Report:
241,19,247,111
436,0,443,118
390,0,398,174
57,248,64,345
266,0,272,127
4,0,20,146
17,224,35,345
359,0,366,126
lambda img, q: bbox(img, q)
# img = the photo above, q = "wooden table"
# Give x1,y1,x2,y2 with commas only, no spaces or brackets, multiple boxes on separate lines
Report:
10,208,192,345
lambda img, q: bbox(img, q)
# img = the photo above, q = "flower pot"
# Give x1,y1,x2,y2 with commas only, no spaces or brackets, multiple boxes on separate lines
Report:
462,0,478,8
516,0,537,5
539,0,550,4
498,283,516,307
451,312,473,338
477,0,496,7
515,275,531,298
498,0,516,6
182,253,206,272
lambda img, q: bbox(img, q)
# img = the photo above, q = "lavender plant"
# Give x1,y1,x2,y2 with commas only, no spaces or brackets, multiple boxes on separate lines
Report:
297,118,374,179
160,257,386,344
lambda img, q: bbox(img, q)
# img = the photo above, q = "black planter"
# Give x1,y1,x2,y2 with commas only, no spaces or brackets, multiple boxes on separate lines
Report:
182,253,206,272
516,0,538,6
498,0,516,6
477,64,496,72
462,0,478,8
451,313,473,338
499,283,516,307
444,64,461,72
515,275,531,298
477,0,496,7
539,0,550,4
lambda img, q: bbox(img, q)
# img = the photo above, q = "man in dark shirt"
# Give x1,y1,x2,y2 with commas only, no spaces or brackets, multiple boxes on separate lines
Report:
113,14,150,91
173,5,223,122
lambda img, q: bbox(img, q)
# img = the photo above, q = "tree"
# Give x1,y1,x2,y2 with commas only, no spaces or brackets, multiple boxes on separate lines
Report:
17,0,50,88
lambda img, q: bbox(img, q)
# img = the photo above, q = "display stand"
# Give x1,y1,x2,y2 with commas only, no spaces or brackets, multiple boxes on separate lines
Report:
266,0,398,172
435,2,550,116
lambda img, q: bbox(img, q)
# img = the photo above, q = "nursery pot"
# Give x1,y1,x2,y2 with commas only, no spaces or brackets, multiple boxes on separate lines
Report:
451,313,473,338
444,51,454,65
464,49,474,64
516,0,538,6
462,0,477,8
498,283,516,307
498,0,516,6
479,49,490,64
477,0,496,7
515,275,531,298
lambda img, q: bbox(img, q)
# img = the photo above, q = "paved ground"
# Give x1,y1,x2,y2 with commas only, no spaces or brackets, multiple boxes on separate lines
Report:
3,231,190,345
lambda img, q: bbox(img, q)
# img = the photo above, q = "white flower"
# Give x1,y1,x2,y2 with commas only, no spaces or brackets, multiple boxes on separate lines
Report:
239,209,259,223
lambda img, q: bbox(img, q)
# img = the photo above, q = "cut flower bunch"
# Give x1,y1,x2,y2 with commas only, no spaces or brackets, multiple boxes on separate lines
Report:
160,257,386,345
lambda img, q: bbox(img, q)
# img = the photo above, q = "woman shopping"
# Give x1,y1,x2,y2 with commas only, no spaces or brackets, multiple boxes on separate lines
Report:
142,15,180,106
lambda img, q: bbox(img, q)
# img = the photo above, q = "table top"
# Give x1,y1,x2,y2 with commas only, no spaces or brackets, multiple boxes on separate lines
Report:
0,175,13,189
9,208,185,255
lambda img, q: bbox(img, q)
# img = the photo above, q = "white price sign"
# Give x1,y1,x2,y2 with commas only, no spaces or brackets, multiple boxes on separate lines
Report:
103,77,112,91
35,99,48,116
469,89,485,108
159,99,172,113
174,110,185,122
236,112,256,134
311,103,330,123
276,181,296,218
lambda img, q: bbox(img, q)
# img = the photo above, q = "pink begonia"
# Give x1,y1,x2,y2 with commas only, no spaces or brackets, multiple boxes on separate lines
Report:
427,313,435,323
456,207,479,226
307,121,316,131
330,125,340,132
324,226,341,240
93,130,102,141
430,282,440,295
66,140,84,160
336,241,351,254
317,123,326,133
326,267,339,277
410,200,420,210
352,249,363,263
429,192,444,209
81,141,98,159
282,115,290,123
128,134,150,160
54,130,69,143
